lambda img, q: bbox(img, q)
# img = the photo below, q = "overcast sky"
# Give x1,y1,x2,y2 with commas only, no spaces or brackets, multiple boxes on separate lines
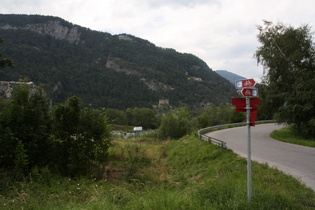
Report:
1,0,315,81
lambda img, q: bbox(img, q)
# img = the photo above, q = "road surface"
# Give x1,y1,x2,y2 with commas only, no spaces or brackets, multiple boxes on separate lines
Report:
206,123,315,191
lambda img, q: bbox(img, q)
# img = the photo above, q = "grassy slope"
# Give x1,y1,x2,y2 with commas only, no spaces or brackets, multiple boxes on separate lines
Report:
270,126,315,147
1,135,315,209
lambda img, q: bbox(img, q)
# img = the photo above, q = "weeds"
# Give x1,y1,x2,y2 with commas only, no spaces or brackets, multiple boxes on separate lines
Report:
1,135,315,209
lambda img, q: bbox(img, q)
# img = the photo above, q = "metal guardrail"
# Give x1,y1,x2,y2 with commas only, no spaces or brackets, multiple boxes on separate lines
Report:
198,120,275,149
200,134,227,149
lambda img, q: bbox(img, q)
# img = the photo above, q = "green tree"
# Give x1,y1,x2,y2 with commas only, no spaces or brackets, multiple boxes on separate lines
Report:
105,108,127,125
0,125,19,169
53,96,81,140
255,21,315,137
0,37,13,68
229,109,246,123
158,108,191,139
79,107,111,164
125,107,158,129
52,96,111,176
0,83,52,174
255,83,273,120
195,104,244,128
7,84,52,168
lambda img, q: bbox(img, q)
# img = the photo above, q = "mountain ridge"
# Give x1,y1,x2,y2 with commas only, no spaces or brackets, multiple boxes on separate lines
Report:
0,14,238,109
215,70,246,84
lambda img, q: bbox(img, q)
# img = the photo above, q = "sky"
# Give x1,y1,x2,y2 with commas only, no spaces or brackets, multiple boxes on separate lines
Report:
1,0,315,82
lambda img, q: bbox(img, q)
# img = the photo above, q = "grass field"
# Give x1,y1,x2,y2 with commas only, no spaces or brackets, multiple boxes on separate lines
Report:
1,134,315,209
270,126,315,147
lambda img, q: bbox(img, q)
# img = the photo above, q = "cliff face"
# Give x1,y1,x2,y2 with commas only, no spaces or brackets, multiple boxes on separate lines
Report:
0,81,36,98
0,20,81,44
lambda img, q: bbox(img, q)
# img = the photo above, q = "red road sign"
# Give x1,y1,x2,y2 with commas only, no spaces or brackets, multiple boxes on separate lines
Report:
250,98,261,106
232,98,261,126
232,98,245,106
232,98,261,106
241,88,258,97
235,79,256,89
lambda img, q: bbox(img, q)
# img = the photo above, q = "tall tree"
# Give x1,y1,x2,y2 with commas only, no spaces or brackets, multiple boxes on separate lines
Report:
255,21,315,137
52,96,111,176
0,83,52,170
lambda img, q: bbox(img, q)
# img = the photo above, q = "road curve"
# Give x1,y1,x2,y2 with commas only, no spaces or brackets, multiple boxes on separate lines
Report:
206,123,315,191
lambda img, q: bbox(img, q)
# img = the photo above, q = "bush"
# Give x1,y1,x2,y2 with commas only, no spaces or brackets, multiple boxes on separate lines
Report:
158,112,190,140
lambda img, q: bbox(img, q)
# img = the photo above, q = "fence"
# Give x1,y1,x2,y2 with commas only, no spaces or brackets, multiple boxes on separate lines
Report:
197,120,275,149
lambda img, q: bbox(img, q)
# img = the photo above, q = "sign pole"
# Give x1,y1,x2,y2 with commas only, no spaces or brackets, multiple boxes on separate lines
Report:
234,78,261,203
246,97,252,202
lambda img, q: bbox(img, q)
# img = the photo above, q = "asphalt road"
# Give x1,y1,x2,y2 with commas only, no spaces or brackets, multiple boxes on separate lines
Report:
206,123,315,191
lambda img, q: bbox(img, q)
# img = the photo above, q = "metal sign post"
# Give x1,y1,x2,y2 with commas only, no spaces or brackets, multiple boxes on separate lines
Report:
233,78,260,203
246,97,252,202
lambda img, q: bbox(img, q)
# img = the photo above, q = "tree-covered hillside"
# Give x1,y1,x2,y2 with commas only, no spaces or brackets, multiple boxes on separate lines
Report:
0,14,238,109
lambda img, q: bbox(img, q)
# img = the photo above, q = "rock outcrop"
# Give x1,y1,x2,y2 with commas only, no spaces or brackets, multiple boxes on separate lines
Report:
0,20,81,44
0,81,37,98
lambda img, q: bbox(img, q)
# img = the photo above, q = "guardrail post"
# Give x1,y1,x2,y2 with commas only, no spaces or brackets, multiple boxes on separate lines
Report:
222,142,226,149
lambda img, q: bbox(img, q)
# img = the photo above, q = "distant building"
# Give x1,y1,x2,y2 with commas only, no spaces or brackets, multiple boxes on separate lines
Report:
133,126,143,131
123,126,143,138
158,99,169,107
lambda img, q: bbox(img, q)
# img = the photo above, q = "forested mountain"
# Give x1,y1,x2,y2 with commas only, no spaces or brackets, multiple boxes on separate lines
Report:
0,14,238,109
215,70,246,84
